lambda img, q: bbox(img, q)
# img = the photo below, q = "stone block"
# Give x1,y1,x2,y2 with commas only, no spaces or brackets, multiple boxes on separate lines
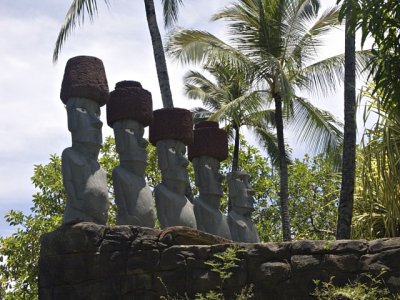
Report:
40,223,105,255
186,268,220,294
126,249,160,274
153,268,187,296
360,248,400,272
369,238,400,253
330,240,368,254
121,273,153,294
291,254,324,272
323,254,360,272
291,240,327,254
159,246,187,270
250,261,291,284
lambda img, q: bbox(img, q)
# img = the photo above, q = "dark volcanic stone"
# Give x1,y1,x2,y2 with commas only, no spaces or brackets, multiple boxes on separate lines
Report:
60,56,109,106
149,108,193,146
107,81,153,127
188,121,228,161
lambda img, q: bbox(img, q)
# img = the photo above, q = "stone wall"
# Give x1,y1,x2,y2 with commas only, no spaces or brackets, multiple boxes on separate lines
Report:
39,223,400,299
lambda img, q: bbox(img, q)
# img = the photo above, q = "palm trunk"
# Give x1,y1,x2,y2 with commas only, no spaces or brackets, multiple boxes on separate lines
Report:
274,94,291,241
144,0,174,108
228,125,240,213
337,13,356,240
232,125,240,172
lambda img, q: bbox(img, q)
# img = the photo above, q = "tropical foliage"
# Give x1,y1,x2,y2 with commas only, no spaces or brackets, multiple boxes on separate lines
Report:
167,0,351,240
353,84,400,239
338,0,400,112
0,136,342,298
184,60,280,171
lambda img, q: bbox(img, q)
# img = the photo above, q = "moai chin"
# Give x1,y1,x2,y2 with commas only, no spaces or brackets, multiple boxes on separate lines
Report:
188,121,231,239
107,81,156,227
149,108,197,229
60,55,110,225
227,171,260,243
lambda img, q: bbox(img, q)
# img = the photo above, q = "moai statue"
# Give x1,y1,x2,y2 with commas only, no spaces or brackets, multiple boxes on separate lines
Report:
60,56,110,225
149,108,197,229
188,121,231,239
227,171,260,243
107,81,156,227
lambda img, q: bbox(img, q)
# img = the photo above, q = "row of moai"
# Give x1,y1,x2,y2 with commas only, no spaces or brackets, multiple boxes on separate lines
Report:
60,55,259,243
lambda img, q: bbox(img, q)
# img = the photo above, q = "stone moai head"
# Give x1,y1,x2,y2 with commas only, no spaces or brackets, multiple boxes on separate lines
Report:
149,108,193,190
61,56,109,150
227,171,255,215
107,81,153,176
188,121,228,198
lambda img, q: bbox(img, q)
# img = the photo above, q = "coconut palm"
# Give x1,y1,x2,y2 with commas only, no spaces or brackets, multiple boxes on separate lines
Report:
166,0,372,240
53,0,184,108
337,2,356,239
185,60,282,172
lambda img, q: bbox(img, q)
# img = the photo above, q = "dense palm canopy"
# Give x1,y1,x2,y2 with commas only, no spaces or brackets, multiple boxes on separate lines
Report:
184,61,281,171
53,0,184,108
167,0,365,240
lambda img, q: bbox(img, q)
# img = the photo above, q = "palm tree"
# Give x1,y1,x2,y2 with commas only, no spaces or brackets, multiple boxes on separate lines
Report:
167,0,355,241
185,61,281,172
53,0,184,108
337,1,356,239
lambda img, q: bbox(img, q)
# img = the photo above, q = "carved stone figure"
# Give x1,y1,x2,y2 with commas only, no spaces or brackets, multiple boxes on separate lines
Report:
227,171,260,243
149,108,197,229
60,56,110,225
188,121,231,239
107,81,156,227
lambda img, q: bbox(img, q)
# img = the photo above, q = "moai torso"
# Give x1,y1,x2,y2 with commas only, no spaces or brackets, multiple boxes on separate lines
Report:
228,210,260,243
193,197,231,239
113,166,155,227
155,183,197,228
62,146,109,225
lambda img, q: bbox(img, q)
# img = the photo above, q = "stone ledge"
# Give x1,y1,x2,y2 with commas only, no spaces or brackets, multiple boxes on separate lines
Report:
39,223,400,299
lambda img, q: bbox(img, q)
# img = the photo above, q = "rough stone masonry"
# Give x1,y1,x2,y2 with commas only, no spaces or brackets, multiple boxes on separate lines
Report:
39,223,400,299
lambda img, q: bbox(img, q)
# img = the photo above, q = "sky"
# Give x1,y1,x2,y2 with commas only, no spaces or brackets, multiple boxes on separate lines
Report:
0,0,343,237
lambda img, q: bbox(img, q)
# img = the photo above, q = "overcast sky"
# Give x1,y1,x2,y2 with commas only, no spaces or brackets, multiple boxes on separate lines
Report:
0,0,342,237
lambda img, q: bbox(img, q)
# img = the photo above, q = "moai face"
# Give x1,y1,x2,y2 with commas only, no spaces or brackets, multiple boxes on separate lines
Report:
157,139,189,187
228,171,255,215
193,156,223,197
113,119,148,176
66,97,102,148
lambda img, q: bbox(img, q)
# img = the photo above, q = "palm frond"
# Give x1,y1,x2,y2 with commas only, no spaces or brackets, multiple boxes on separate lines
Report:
299,49,373,97
190,107,213,124
162,0,184,29
289,96,343,154
53,0,109,62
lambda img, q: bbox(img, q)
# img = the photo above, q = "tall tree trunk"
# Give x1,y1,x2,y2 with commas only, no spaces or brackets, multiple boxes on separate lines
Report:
232,125,240,172
144,0,174,108
337,10,356,240
228,125,240,212
274,94,291,241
